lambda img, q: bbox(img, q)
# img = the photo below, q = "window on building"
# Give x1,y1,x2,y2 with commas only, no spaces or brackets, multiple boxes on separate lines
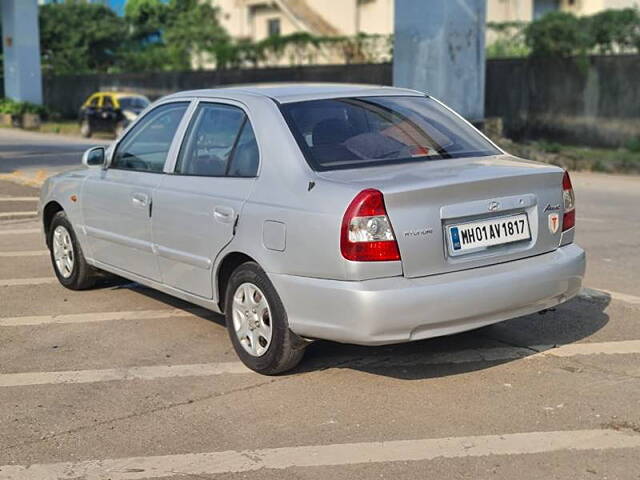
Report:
533,0,560,19
267,18,281,37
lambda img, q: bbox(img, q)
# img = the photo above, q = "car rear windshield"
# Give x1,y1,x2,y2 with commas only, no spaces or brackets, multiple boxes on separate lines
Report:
280,96,500,171
119,96,150,110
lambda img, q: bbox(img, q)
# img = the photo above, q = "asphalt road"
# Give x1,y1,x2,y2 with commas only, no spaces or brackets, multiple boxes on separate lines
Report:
0,130,639,479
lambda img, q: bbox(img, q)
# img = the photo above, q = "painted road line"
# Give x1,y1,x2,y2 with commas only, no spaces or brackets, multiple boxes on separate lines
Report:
2,429,639,480
0,228,40,235
0,308,209,327
581,287,640,306
2,340,640,388
534,340,640,358
0,277,57,287
0,363,251,387
0,197,39,201
0,250,48,258
0,211,37,219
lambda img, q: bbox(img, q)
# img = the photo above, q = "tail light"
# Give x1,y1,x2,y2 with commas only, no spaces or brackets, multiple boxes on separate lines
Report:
562,171,575,231
341,189,401,262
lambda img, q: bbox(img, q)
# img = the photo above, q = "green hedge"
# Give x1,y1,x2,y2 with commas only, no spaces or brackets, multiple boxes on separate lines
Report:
0,98,48,116
488,8,640,58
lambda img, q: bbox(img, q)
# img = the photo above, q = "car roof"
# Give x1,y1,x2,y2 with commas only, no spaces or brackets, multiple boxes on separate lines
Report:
164,83,425,104
89,92,147,99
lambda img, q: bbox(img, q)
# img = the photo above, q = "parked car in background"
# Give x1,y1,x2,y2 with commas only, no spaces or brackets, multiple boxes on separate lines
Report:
40,84,585,375
79,92,150,138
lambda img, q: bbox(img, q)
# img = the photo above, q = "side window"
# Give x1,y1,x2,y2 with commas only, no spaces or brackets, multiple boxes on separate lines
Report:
227,121,259,177
103,95,114,109
88,95,100,107
111,102,188,173
175,103,248,177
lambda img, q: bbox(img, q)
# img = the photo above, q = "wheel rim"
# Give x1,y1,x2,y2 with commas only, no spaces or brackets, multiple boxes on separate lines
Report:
52,225,74,279
232,283,272,357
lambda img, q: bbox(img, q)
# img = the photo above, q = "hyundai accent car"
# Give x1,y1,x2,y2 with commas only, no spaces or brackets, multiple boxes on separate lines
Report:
39,84,586,374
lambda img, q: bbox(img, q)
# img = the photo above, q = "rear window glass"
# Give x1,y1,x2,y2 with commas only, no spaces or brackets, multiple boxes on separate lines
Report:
119,96,150,110
280,96,500,171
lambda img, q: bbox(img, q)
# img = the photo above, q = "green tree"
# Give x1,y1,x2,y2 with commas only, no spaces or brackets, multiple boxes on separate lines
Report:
524,12,593,58
119,0,229,71
39,2,128,74
589,8,640,54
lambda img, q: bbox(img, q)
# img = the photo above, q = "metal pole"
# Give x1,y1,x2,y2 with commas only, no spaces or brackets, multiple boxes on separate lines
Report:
1,0,43,104
393,0,487,122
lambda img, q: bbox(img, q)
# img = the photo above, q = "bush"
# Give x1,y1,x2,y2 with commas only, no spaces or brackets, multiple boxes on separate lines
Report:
626,137,640,153
0,98,47,116
525,12,593,58
589,8,640,54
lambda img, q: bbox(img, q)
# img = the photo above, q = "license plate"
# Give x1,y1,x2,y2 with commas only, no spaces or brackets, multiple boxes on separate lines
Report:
447,213,530,255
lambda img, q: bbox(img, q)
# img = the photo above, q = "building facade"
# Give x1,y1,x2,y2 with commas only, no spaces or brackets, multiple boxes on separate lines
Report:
212,0,639,42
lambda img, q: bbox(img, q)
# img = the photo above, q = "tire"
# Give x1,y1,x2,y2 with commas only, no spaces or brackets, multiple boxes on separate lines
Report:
48,211,98,290
225,262,306,375
80,119,92,138
114,121,126,138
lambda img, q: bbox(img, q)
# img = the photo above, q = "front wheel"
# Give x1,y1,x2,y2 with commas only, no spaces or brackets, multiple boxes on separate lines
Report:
80,119,92,138
48,211,99,290
225,262,306,375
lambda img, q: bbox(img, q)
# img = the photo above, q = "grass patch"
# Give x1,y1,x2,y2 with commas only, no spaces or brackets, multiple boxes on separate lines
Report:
496,138,640,174
37,120,81,136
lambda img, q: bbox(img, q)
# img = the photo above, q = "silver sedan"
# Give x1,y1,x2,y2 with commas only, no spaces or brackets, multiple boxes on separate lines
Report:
38,84,586,374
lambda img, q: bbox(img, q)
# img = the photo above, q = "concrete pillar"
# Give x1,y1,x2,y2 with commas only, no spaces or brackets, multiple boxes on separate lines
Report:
393,0,486,121
1,0,43,104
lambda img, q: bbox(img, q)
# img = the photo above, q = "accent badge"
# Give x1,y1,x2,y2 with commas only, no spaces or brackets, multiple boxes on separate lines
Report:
548,213,560,234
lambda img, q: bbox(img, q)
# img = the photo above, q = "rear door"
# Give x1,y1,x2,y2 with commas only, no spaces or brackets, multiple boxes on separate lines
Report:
81,101,190,281
152,100,259,298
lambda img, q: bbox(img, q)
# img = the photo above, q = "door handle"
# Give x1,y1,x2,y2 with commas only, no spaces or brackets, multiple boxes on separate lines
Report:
131,193,149,208
213,206,235,223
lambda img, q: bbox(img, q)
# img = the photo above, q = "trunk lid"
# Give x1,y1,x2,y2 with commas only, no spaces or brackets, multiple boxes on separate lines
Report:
320,155,566,278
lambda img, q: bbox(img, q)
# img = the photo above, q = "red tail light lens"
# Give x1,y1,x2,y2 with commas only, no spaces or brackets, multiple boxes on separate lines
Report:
562,171,575,231
341,189,401,262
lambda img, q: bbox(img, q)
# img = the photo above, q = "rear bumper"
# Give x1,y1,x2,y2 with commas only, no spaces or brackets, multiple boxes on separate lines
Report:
269,244,586,346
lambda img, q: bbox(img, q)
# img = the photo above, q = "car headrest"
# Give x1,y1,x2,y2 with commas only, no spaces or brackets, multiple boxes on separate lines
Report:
312,118,351,146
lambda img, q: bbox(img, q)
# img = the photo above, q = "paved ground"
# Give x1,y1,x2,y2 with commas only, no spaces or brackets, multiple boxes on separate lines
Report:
0,132,639,479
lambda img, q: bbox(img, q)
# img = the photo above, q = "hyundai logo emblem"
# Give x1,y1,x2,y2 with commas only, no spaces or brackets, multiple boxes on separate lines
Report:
488,201,500,212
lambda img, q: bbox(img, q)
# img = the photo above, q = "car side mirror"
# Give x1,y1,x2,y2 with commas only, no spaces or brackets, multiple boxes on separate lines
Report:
82,146,105,168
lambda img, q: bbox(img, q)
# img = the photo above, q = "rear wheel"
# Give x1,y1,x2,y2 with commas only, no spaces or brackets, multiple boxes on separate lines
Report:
225,262,306,375
114,121,126,138
80,119,92,138
48,211,99,290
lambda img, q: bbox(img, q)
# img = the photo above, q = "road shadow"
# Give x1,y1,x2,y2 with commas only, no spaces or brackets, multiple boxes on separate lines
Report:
296,294,611,379
101,277,610,381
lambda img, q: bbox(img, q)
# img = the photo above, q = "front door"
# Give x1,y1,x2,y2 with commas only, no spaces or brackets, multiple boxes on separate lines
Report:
152,101,260,298
81,101,190,281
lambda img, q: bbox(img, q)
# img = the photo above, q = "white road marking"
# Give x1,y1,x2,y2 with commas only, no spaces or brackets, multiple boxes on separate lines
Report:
2,429,639,479
0,228,40,235
0,211,37,219
580,287,640,306
577,217,605,223
1,340,639,388
0,363,251,387
0,250,47,258
0,277,57,287
0,196,39,201
534,340,640,357
0,308,208,326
